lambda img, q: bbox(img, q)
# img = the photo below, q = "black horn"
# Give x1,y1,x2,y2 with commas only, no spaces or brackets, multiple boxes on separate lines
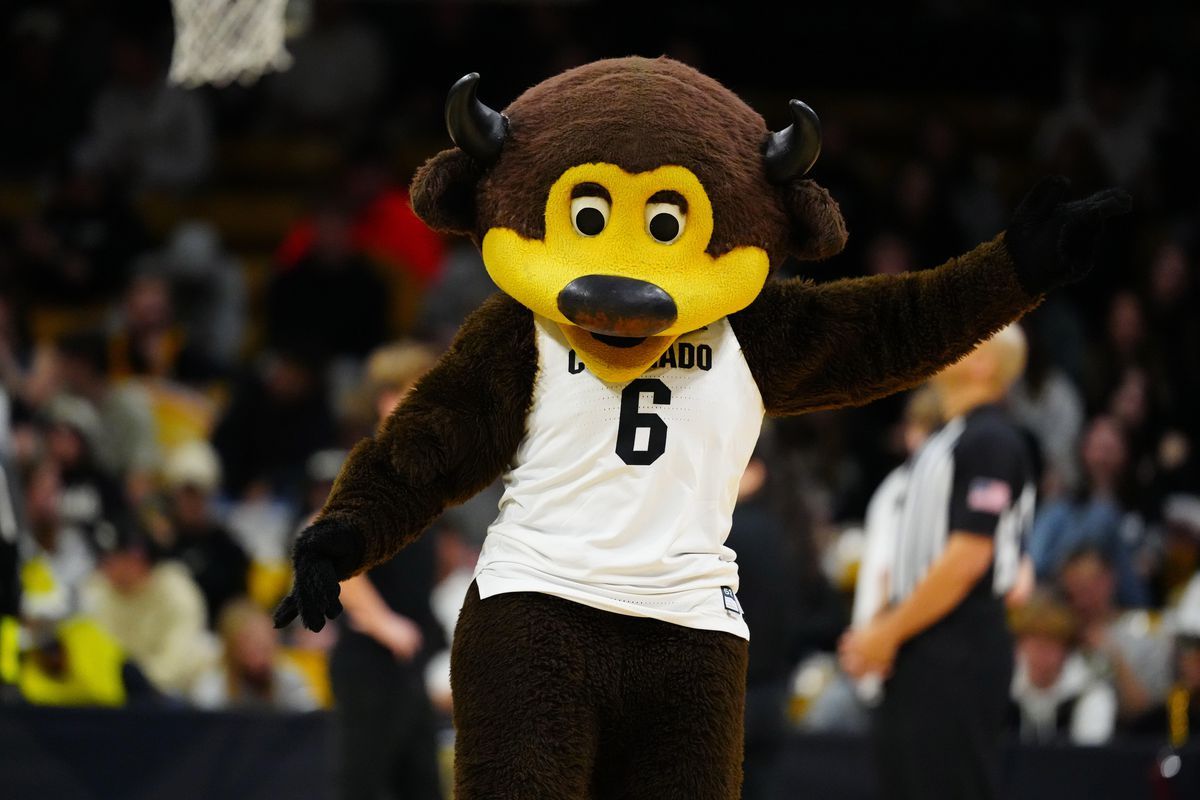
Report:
762,99,822,183
446,72,509,164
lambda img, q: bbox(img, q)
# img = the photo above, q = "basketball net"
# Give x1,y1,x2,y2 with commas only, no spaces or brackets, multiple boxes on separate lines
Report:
168,0,295,88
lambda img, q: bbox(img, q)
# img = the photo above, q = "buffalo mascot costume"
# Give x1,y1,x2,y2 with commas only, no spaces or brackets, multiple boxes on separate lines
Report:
275,57,1129,798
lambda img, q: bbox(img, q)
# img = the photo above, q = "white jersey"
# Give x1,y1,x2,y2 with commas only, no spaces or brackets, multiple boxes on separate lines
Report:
474,317,764,639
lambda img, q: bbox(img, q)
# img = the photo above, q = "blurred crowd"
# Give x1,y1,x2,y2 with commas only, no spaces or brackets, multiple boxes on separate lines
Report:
0,0,1199,795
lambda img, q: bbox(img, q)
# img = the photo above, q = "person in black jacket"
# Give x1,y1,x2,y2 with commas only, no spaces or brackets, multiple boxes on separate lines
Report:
321,343,445,800
158,441,249,627
727,437,846,800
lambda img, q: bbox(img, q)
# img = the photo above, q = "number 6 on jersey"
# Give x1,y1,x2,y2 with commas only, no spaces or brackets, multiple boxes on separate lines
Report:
615,378,671,465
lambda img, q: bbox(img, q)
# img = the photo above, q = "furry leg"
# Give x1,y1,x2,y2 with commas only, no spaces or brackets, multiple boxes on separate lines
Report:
602,621,749,800
451,584,607,800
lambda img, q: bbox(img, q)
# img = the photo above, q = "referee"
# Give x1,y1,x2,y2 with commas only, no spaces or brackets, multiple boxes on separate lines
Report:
840,325,1034,800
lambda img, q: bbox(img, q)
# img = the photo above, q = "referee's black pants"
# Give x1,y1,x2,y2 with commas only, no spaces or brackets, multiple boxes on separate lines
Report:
872,617,1013,800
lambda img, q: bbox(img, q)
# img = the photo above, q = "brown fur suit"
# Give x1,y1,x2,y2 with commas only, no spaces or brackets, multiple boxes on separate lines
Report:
275,57,1129,799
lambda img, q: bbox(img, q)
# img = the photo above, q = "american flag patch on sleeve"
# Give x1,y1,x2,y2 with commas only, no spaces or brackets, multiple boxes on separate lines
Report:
966,478,1012,515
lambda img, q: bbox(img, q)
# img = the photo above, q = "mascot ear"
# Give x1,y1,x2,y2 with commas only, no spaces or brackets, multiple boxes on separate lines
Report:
782,179,848,262
411,73,509,237
410,148,482,237
762,99,847,262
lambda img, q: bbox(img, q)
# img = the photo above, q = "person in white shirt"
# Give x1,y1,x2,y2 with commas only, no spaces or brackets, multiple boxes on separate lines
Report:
1009,592,1117,745
84,531,216,696
192,599,317,712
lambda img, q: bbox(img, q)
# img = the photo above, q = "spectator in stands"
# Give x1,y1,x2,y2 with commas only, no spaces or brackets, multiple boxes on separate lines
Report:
212,348,337,500
1106,365,1185,530
883,159,965,265
108,273,219,385
1127,573,1200,741
0,7,92,177
1085,292,1167,418
14,165,146,307
0,294,43,447
1059,546,1173,723
266,204,389,360
414,243,494,347
919,117,1005,249
74,31,211,189
192,599,317,712
54,331,160,483
83,528,215,697
1010,326,1086,497
1030,416,1148,606
19,613,160,708
136,222,248,372
275,149,446,290
1143,241,1200,432
19,458,95,618
1036,48,1165,189
157,441,248,627
1153,497,1200,608
0,310,28,387
42,395,129,548
1009,592,1117,745
265,0,387,138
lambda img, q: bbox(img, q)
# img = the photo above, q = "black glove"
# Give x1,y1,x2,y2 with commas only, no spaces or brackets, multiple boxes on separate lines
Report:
1003,176,1132,296
272,518,367,632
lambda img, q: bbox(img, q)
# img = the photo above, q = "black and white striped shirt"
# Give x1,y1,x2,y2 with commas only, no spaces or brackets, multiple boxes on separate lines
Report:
888,403,1035,610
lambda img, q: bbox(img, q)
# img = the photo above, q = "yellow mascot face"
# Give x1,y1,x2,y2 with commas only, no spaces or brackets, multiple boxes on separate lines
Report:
482,163,770,383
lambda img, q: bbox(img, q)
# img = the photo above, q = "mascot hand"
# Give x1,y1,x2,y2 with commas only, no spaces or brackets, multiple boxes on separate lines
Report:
273,518,366,632
1004,176,1132,295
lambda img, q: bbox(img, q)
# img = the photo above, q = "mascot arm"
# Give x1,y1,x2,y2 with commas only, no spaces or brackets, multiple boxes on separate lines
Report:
731,234,1036,416
732,177,1130,417
274,293,537,631
320,293,536,567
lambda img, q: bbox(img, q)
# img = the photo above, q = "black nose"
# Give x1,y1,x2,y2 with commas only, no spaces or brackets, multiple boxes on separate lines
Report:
557,275,678,338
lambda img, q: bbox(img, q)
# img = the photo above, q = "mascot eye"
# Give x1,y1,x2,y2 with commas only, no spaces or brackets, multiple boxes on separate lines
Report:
645,202,686,244
571,196,610,237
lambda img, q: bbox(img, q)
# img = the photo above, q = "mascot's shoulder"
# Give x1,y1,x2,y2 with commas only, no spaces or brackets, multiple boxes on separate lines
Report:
457,292,536,346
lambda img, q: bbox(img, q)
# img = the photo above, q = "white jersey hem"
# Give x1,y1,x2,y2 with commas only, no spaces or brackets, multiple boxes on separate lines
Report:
475,568,750,641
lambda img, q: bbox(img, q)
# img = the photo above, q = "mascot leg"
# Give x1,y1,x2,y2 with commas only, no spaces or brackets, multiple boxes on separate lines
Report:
600,621,749,800
452,584,747,800
451,583,607,799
